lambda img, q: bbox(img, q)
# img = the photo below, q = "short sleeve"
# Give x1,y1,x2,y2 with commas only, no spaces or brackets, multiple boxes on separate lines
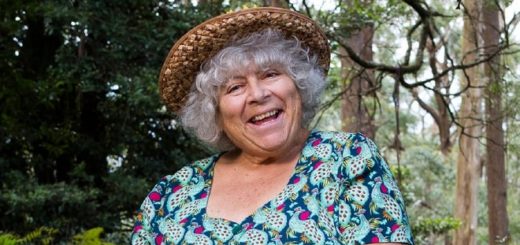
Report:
336,133,413,244
131,176,170,245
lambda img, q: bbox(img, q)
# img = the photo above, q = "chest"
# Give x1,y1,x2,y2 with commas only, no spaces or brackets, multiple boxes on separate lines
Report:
205,167,294,223
156,169,342,244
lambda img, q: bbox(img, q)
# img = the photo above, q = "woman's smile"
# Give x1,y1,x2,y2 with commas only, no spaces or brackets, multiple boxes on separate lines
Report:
248,109,281,124
246,109,284,134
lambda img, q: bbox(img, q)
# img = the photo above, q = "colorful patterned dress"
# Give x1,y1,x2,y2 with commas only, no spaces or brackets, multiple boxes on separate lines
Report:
131,131,414,244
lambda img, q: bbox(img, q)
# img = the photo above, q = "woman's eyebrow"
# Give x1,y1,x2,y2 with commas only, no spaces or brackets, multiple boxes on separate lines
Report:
227,74,246,81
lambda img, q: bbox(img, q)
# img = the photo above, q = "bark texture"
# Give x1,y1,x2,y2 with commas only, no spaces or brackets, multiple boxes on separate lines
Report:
340,25,376,139
482,1,509,244
454,0,482,244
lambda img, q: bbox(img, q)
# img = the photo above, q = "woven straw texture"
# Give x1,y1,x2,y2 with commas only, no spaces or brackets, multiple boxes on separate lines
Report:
159,7,330,112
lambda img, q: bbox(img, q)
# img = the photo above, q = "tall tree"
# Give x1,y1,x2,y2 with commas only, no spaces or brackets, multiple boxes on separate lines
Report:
482,1,509,244
454,0,483,244
339,0,376,139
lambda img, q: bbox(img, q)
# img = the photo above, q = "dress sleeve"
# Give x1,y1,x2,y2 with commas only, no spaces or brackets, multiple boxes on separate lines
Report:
336,133,414,244
131,177,169,245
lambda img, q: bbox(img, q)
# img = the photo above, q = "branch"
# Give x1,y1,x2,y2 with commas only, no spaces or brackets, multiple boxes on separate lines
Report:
332,25,427,75
404,20,423,65
402,0,431,19
301,0,312,18
411,89,441,126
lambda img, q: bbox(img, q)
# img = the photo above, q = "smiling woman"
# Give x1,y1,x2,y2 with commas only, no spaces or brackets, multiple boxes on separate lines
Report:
132,7,414,245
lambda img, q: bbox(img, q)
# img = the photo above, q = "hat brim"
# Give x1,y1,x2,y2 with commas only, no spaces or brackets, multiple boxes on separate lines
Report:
159,7,330,112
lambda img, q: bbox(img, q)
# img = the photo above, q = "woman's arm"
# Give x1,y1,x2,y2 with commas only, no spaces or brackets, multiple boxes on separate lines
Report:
335,132,414,245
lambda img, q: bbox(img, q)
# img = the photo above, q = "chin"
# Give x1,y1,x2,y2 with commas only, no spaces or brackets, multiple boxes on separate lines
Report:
251,134,291,152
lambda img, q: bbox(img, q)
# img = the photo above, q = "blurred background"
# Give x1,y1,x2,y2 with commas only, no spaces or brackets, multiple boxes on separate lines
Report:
0,0,518,244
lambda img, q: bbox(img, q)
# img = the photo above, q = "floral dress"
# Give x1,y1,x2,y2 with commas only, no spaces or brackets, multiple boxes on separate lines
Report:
131,130,414,244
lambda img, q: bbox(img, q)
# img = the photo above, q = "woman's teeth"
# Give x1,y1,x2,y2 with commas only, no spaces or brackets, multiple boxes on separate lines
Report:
251,110,278,123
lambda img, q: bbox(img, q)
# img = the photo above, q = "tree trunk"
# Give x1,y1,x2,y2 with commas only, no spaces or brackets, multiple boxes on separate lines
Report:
482,1,509,244
453,0,482,244
339,25,376,139
434,85,452,155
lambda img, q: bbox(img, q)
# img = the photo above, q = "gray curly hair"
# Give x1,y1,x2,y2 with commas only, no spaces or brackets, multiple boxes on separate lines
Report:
179,29,327,150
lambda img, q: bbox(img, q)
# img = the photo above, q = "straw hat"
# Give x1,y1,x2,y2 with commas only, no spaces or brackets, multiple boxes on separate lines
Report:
159,7,330,112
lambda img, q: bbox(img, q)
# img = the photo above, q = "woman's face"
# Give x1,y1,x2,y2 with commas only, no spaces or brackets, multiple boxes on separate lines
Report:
217,65,305,156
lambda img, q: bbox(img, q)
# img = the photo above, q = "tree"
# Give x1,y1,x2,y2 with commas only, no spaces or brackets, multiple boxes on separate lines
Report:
482,0,509,244
339,0,377,139
411,39,454,155
454,0,482,244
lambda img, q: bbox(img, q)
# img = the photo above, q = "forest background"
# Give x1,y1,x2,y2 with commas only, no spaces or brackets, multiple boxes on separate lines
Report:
0,0,519,244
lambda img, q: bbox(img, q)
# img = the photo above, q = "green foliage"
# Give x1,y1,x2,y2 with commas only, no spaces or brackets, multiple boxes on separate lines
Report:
0,226,58,245
0,0,215,241
332,0,410,34
1,173,101,233
413,217,461,236
0,226,116,244
0,233,18,245
72,227,113,245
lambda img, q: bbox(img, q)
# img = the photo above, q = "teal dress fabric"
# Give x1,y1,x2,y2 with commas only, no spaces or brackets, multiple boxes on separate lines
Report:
131,131,414,244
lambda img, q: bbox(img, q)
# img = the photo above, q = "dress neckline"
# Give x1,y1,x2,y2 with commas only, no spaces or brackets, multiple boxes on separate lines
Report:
200,130,317,226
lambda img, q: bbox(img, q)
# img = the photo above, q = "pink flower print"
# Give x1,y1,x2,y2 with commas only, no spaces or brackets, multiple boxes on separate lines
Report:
313,161,323,170
155,234,163,244
293,177,301,184
371,236,379,243
277,203,285,211
380,183,389,194
148,191,161,202
133,225,142,233
172,185,182,193
355,146,362,155
194,226,204,234
200,192,208,199
245,223,254,230
391,224,400,232
339,227,346,234
299,211,311,220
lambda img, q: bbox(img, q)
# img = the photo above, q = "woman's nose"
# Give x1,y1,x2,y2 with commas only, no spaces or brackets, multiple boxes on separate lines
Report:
247,77,269,103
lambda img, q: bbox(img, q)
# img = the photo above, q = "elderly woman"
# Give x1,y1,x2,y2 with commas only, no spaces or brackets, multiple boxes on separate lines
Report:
132,7,413,245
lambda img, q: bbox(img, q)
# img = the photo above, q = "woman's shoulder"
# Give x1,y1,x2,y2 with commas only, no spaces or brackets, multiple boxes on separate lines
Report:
305,130,382,167
310,130,373,146
160,154,218,185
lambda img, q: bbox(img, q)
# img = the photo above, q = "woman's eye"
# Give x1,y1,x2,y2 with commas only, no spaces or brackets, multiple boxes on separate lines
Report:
227,84,241,93
264,70,280,78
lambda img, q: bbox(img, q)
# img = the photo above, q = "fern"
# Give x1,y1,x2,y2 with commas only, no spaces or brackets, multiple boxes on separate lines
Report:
19,227,58,245
72,227,114,245
0,226,58,245
0,233,18,245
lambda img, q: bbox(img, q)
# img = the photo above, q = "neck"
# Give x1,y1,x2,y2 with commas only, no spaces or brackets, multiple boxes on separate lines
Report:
223,129,309,169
